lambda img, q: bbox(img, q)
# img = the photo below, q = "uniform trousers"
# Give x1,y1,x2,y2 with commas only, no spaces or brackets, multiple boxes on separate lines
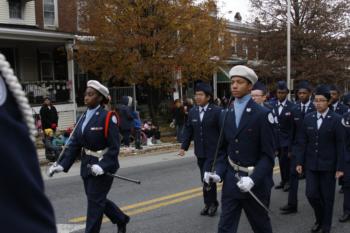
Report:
305,170,336,232
218,170,272,233
343,162,350,215
197,157,218,206
83,175,128,233
288,157,299,207
277,147,290,185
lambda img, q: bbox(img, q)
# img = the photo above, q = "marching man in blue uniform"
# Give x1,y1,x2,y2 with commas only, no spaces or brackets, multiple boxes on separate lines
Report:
273,81,297,192
280,80,315,214
179,82,222,216
339,111,350,223
205,65,275,233
48,80,129,233
329,85,348,115
0,53,57,232
296,85,345,233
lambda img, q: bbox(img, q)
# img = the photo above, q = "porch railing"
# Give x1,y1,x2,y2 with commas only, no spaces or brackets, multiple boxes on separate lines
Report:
22,80,71,105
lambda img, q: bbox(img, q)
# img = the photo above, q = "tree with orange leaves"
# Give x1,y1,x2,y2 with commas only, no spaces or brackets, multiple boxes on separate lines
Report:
76,0,232,120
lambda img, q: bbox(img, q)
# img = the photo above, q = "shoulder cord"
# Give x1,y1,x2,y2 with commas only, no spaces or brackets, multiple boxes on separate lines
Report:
0,53,36,143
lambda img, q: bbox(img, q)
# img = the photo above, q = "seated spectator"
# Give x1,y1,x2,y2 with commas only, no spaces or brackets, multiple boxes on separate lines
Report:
142,120,154,146
43,128,62,162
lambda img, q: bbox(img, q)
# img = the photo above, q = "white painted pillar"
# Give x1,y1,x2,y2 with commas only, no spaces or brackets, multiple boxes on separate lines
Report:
213,69,218,100
65,42,77,122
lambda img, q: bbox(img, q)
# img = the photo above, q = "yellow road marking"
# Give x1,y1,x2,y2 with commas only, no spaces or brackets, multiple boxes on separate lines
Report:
69,165,281,223
69,185,222,223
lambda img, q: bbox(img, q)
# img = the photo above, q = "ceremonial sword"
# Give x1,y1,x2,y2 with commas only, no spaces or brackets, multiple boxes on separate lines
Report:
87,164,141,184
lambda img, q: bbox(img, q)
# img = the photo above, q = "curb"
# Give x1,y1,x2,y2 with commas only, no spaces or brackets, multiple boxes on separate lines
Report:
38,143,183,166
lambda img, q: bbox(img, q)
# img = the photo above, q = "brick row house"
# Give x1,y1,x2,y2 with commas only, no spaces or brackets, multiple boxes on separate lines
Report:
0,0,79,129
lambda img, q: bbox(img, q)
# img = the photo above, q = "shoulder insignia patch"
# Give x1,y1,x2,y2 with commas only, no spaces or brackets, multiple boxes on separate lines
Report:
341,118,350,128
0,77,7,106
112,115,118,124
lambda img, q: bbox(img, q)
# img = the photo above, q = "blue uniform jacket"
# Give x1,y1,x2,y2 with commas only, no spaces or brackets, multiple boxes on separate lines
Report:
215,99,275,198
341,113,350,187
291,102,316,149
0,75,56,232
272,100,298,149
296,111,345,172
181,104,221,169
332,102,349,115
59,106,120,178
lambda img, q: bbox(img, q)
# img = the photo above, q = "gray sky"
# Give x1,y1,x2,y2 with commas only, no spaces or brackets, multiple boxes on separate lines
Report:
217,0,252,22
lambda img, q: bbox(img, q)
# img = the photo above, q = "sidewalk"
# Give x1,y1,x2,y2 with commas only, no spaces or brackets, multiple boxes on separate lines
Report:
37,142,183,166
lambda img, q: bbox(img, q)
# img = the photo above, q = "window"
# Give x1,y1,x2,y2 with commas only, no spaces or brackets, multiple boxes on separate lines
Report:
44,0,56,26
9,0,23,19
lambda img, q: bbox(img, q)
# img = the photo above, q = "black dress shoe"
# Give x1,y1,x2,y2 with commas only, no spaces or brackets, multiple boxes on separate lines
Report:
339,213,350,222
275,183,284,190
200,205,209,216
280,204,291,211
118,215,130,233
280,204,297,214
208,203,219,217
283,183,290,192
281,207,297,214
311,223,321,233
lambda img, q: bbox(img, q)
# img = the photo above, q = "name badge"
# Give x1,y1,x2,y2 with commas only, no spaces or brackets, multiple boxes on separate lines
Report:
285,112,291,116
90,127,103,131
307,127,314,130
192,119,198,122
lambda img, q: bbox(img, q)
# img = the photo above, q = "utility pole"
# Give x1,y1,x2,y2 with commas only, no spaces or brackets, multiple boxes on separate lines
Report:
287,0,291,99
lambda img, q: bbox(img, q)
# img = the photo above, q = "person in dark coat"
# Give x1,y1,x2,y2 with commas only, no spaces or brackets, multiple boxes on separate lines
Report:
180,82,222,216
272,81,298,192
0,53,57,233
296,85,345,233
280,80,315,214
206,65,275,233
119,96,134,148
40,97,58,131
172,99,186,143
329,85,348,115
49,80,129,233
340,112,350,223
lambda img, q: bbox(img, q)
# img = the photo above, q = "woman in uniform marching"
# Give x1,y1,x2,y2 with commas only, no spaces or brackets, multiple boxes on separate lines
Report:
49,80,129,233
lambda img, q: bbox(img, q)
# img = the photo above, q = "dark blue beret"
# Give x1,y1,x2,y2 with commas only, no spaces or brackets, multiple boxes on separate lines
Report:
277,80,288,91
296,80,311,91
329,84,339,92
195,82,213,96
252,81,267,93
315,85,331,100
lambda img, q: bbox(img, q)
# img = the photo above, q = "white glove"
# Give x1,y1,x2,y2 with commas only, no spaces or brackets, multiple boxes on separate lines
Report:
91,164,104,176
48,163,63,177
236,176,254,192
203,172,221,184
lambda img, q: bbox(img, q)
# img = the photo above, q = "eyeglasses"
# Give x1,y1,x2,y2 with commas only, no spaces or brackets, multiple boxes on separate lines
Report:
251,94,263,97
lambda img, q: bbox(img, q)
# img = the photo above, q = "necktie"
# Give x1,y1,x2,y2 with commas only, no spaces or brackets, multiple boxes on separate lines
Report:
278,104,284,115
317,115,323,130
301,105,306,117
200,108,205,122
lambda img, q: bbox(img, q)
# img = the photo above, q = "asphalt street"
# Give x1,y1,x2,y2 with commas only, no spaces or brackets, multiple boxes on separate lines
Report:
43,150,350,233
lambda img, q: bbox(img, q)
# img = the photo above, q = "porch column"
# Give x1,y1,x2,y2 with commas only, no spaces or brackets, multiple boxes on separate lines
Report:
213,69,217,100
65,42,77,122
